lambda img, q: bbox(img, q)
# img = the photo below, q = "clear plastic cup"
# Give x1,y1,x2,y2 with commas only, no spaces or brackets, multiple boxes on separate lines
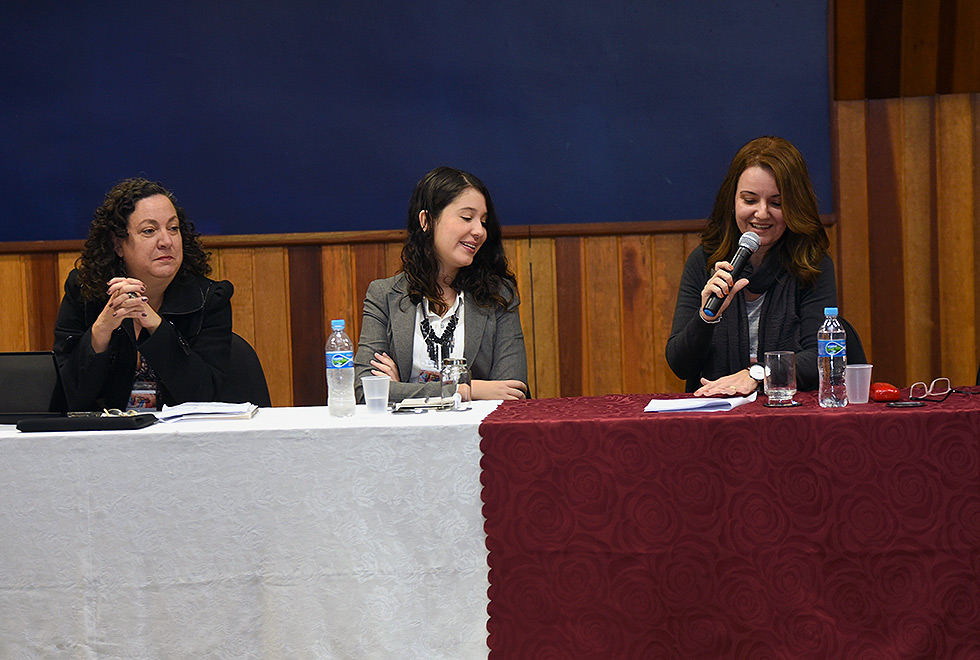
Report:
361,375,390,413
845,364,873,404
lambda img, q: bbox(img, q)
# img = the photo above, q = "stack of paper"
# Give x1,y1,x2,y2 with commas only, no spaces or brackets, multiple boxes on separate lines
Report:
158,401,259,421
644,392,757,413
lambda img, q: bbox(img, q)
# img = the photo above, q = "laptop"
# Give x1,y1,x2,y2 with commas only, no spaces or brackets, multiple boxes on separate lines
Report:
0,351,66,424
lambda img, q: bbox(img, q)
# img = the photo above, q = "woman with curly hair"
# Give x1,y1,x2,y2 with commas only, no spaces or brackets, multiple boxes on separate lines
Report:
665,136,837,396
54,178,234,411
353,166,528,403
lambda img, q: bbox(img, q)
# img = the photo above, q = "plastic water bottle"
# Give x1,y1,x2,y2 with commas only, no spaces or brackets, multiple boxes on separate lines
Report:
817,307,848,407
326,319,355,417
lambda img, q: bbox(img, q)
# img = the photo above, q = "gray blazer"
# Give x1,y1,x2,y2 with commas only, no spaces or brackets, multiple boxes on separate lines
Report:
353,273,528,403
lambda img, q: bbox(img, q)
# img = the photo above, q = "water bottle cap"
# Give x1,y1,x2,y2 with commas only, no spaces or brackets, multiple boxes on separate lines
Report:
824,307,838,316
331,319,345,331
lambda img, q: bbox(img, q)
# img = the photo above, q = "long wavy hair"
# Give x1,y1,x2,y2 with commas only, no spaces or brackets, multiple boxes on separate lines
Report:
401,166,517,316
700,136,829,286
76,178,211,300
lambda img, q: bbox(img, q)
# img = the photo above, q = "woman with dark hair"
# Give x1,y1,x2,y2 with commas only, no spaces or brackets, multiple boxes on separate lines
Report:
665,136,837,395
54,177,234,411
354,166,528,403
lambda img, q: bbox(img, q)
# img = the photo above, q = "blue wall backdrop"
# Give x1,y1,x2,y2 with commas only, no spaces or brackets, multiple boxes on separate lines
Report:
0,1,830,242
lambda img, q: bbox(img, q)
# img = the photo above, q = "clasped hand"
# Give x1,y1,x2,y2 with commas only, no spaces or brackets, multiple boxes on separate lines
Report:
91,278,161,352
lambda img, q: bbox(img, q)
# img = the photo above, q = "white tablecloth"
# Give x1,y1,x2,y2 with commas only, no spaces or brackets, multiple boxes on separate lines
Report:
0,402,499,660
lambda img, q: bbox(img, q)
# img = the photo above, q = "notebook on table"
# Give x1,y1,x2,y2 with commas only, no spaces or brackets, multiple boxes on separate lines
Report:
0,351,66,424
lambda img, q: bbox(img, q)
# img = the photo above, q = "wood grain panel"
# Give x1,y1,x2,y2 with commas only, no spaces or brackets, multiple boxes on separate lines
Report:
555,237,584,397
936,94,976,383
527,237,559,399
251,248,292,407
834,0,866,101
834,0,980,100
833,101,873,356
899,96,937,381
865,99,908,385
583,236,622,395
0,255,28,351
900,0,941,97
288,246,326,406
351,243,387,342
652,233,689,393
620,235,656,394
321,244,354,328
504,237,535,396
949,0,980,93
26,253,60,351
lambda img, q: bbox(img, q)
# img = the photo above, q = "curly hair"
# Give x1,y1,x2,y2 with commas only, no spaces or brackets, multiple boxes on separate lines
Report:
700,136,829,286
76,178,211,300
401,166,517,316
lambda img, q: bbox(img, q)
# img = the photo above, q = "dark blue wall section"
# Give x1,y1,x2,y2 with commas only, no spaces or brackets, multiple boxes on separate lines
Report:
0,1,830,242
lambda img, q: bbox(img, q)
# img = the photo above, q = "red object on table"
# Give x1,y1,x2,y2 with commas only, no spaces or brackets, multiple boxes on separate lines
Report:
870,382,901,401
479,390,980,660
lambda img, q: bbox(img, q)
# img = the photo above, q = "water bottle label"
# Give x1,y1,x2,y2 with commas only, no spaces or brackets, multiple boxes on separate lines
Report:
818,339,846,358
326,351,353,369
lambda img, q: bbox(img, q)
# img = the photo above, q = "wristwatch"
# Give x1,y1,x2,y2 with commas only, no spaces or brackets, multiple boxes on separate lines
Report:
748,364,765,384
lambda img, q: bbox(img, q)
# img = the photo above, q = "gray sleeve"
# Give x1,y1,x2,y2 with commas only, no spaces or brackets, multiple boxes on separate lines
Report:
353,280,441,404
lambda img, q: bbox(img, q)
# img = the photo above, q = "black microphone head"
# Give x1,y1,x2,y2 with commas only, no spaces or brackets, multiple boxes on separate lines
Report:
738,231,761,253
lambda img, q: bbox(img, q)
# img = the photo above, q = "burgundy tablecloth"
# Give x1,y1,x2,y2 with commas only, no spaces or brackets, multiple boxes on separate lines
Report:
479,390,980,660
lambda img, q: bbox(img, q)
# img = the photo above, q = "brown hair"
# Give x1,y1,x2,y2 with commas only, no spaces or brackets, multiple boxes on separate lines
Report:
401,166,516,316
700,136,828,285
76,178,211,300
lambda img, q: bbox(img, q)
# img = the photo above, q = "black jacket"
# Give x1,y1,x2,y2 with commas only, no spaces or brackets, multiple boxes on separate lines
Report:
53,269,234,411
665,248,837,392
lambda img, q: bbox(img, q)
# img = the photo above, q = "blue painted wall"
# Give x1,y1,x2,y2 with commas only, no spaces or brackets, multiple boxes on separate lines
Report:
0,1,830,241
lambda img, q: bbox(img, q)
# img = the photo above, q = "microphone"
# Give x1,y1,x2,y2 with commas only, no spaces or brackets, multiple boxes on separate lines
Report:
702,231,761,318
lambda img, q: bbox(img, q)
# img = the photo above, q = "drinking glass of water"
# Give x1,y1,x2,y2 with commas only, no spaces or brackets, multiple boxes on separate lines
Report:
763,351,797,406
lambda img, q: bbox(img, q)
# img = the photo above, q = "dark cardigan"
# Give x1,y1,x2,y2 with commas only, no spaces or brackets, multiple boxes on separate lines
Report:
665,248,837,392
53,269,234,411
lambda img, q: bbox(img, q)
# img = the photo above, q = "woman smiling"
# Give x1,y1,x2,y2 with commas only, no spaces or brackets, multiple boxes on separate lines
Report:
353,166,528,404
665,137,837,396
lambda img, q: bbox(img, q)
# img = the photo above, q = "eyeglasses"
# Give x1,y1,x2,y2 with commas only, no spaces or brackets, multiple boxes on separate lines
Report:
908,377,973,402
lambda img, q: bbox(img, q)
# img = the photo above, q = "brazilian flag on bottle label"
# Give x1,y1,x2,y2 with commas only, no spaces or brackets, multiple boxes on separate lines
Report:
326,351,353,369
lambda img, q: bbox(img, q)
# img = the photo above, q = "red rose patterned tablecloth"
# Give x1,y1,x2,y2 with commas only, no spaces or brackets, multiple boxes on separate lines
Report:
479,390,980,660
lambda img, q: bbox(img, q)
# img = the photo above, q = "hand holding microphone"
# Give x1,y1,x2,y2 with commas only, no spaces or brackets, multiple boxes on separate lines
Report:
701,231,760,319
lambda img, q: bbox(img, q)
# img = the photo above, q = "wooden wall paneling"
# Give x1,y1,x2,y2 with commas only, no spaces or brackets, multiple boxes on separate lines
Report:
321,244,354,404
384,241,402,277
833,101,873,358
619,235,656,394
935,94,976,384
864,0,903,99
584,236,623,395
555,237,584,397
949,0,980,93
527,237,559,399
26,253,60,351
288,246,326,406
974,94,980,381
213,247,258,344
251,247,293,406
834,0,866,100
900,0,941,97
57,253,76,291
652,233,689,393
865,99,908,385
503,237,535,397
899,96,938,381
351,243,388,342
321,244,354,328
0,255,28,351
